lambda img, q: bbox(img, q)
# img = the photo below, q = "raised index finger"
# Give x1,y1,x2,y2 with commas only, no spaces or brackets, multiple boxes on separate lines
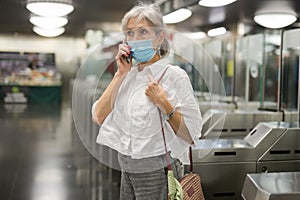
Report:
147,74,156,83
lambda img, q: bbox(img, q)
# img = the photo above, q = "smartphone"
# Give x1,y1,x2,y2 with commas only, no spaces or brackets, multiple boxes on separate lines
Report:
122,40,131,64
122,54,131,64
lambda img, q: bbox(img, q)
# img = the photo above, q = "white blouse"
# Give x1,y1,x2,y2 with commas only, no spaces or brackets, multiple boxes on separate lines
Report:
92,58,202,164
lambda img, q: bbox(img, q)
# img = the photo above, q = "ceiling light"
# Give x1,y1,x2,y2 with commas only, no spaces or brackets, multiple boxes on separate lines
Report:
33,26,65,37
207,27,227,37
163,8,192,24
199,0,237,7
254,13,297,29
26,0,74,17
183,31,207,40
30,16,68,29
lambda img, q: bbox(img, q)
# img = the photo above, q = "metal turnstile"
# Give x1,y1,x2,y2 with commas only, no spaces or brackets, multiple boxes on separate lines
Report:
201,109,297,139
241,172,300,200
191,122,300,200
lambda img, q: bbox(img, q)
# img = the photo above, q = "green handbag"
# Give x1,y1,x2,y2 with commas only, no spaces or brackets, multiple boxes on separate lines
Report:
168,170,183,200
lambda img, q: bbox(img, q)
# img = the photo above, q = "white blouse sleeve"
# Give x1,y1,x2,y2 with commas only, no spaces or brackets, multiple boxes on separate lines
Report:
91,99,99,121
173,70,202,143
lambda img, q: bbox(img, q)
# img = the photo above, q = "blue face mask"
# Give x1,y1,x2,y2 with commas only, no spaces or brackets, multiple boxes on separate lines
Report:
127,39,156,63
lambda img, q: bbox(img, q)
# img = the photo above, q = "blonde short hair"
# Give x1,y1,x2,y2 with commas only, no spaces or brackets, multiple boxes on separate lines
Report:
121,1,169,57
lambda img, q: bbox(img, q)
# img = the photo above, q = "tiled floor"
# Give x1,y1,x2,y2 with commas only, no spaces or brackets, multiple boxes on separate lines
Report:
0,102,120,200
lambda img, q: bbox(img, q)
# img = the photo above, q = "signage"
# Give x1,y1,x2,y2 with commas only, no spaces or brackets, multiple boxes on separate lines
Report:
1,86,28,103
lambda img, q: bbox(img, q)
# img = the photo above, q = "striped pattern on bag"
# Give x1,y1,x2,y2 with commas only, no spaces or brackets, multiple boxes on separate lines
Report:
180,173,205,200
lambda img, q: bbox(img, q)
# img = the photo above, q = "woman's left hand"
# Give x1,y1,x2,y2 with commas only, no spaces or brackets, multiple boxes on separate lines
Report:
145,75,168,112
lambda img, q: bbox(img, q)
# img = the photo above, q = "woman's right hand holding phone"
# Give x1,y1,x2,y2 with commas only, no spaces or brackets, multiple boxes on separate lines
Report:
94,41,132,125
115,42,132,75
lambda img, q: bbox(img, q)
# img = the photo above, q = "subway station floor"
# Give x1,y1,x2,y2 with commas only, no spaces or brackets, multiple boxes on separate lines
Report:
0,102,120,200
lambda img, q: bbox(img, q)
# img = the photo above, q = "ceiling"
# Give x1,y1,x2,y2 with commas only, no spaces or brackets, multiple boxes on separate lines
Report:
0,0,299,37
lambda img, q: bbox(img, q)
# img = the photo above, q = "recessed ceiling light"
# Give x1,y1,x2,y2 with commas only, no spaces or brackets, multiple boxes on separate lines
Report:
254,13,297,29
163,8,192,24
33,26,65,37
30,16,68,29
207,27,227,37
26,1,74,17
183,31,207,40
199,0,237,7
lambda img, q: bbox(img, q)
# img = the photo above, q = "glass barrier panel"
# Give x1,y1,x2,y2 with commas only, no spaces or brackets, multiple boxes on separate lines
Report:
282,28,300,110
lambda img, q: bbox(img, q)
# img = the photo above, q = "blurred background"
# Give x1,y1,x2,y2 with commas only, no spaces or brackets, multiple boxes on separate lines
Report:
0,0,300,200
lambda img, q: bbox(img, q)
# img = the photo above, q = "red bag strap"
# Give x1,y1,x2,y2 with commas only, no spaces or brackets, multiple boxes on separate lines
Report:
189,146,193,172
157,65,170,84
159,110,172,170
157,66,194,172
157,66,171,170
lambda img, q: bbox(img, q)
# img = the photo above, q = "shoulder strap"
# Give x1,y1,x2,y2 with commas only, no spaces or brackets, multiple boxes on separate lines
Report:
157,65,171,170
158,65,194,172
189,146,193,172
159,112,171,170
157,65,170,84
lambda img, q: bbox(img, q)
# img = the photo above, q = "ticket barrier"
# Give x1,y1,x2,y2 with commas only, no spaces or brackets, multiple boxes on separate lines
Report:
191,122,300,200
201,109,297,139
241,172,300,200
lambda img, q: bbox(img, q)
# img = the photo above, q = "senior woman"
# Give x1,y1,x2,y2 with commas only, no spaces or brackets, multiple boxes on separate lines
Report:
92,2,202,200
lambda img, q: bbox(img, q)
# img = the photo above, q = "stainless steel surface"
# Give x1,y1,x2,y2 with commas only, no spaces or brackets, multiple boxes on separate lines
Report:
191,122,300,199
195,139,251,149
257,160,300,173
258,124,300,162
244,122,290,148
191,162,256,200
242,172,300,200
284,110,298,123
201,109,284,139
194,122,287,162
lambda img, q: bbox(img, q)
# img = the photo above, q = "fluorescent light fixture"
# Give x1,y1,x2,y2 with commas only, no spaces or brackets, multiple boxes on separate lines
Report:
183,31,207,40
30,16,68,29
26,1,74,17
199,0,237,7
33,26,65,37
207,27,227,37
254,13,297,29
163,8,192,24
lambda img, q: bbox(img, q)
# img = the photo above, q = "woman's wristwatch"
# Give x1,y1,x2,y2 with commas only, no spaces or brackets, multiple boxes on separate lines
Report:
163,107,176,121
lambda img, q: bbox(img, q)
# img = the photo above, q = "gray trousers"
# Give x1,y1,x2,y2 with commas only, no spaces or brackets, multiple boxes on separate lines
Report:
118,153,182,200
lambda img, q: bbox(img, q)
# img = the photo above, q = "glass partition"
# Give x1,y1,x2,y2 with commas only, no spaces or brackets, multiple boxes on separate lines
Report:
282,28,300,110
235,34,264,103
199,39,235,99
222,39,235,97
171,33,227,102
170,37,204,92
203,40,223,99
262,30,281,108
168,28,298,118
